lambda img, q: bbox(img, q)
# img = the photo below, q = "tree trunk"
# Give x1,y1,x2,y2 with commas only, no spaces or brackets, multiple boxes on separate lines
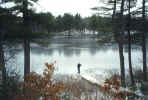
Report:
112,0,116,20
119,0,126,87
112,0,117,41
112,0,126,87
127,0,134,85
118,41,126,87
128,31,134,85
0,35,6,85
23,0,30,78
0,33,6,98
24,39,30,77
142,34,147,81
142,0,147,81
0,42,6,84
23,0,30,99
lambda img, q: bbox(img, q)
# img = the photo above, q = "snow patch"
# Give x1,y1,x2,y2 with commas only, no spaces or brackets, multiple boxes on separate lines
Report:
135,90,144,97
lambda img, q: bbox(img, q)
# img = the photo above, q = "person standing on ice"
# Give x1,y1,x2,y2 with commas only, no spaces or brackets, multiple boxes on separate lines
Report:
77,63,82,74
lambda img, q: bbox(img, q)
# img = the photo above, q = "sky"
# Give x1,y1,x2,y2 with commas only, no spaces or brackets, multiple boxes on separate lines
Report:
1,0,143,17
35,0,100,17
35,0,143,17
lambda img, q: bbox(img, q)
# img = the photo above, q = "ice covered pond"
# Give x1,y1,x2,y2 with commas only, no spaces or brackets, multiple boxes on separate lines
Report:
6,36,144,76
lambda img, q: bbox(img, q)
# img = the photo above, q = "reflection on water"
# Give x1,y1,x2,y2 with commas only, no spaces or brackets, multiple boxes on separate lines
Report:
6,37,143,76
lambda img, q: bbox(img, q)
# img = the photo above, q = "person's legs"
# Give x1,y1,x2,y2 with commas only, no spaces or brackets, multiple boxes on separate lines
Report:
78,67,80,74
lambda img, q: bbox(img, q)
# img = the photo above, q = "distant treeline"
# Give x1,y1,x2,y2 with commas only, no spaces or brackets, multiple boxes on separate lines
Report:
1,3,148,40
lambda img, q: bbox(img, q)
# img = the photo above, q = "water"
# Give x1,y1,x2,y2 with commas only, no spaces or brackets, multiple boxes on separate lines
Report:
6,36,143,76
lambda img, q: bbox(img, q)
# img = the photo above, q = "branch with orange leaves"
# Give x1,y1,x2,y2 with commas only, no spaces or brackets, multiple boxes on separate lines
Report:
24,62,66,100
100,75,135,100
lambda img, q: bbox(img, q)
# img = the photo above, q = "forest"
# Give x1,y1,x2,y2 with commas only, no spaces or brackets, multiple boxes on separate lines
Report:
1,0,148,100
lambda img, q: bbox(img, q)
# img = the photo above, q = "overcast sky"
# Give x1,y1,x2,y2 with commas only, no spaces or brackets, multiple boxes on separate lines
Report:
35,0,100,17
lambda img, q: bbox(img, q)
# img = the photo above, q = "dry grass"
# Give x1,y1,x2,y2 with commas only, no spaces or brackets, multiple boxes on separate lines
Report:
60,75,113,100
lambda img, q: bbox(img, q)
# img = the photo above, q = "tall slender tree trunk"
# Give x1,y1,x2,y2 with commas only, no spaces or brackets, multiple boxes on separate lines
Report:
0,33,6,98
24,39,30,77
118,41,126,87
142,0,147,81
0,42,6,84
112,0,116,20
112,0,117,41
23,0,30,99
112,0,126,87
128,31,134,84
119,0,126,87
127,0,134,85
0,34,6,85
23,0,30,78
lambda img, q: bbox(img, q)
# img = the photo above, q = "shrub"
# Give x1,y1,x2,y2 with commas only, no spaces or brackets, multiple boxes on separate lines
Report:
24,62,66,100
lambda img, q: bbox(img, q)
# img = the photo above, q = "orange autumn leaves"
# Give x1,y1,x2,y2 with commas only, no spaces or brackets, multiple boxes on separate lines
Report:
23,62,134,100
100,75,133,100
24,62,66,100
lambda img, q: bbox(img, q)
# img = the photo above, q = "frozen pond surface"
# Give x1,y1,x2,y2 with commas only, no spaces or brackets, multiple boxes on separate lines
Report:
6,36,144,76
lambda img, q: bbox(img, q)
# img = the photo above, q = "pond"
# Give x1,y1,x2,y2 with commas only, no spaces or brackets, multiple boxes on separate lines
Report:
6,36,144,76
